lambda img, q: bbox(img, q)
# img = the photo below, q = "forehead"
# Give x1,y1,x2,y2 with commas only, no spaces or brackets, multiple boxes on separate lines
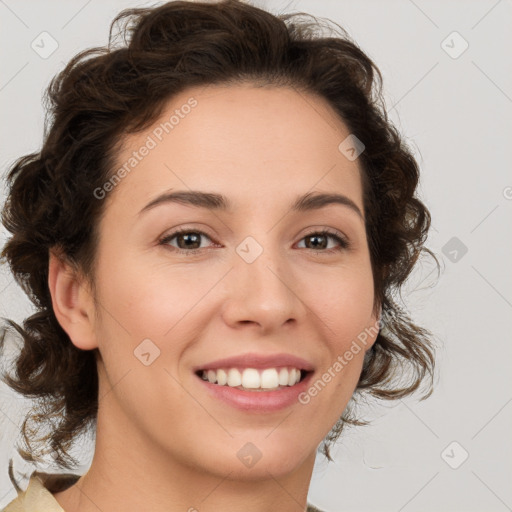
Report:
105,84,364,215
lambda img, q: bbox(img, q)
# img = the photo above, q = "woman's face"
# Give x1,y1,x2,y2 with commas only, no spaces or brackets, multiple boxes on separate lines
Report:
82,84,379,480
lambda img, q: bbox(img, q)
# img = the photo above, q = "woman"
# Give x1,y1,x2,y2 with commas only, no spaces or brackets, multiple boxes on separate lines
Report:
0,1,438,511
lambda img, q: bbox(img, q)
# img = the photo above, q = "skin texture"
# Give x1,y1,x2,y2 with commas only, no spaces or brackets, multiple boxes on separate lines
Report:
48,84,379,512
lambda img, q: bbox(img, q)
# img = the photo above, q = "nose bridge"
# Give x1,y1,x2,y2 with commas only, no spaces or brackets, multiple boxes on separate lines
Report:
238,236,294,302
223,234,301,329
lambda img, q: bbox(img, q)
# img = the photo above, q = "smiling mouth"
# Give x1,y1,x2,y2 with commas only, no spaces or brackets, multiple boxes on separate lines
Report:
195,367,311,392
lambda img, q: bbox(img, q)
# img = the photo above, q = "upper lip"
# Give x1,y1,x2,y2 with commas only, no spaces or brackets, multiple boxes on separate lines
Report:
193,352,315,372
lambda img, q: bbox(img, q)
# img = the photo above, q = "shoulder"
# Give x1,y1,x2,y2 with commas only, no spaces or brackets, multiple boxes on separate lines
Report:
2,471,80,512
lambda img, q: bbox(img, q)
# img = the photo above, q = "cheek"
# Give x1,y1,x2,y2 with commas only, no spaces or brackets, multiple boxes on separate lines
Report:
91,257,207,417
95,254,213,338
302,262,375,394
92,255,229,383
297,269,376,434
304,262,375,338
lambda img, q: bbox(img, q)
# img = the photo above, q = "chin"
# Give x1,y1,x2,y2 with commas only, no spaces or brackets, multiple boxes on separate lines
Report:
196,436,314,480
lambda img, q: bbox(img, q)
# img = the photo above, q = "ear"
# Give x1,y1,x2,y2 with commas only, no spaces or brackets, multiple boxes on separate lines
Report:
48,249,98,351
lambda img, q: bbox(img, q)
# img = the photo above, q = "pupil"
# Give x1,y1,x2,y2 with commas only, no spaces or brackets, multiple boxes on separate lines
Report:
308,235,326,249
179,233,200,249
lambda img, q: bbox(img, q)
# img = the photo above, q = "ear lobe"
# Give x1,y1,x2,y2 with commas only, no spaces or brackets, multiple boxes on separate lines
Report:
48,249,98,351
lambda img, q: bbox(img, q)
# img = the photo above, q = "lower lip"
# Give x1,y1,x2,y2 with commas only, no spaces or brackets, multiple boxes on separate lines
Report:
195,371,314,412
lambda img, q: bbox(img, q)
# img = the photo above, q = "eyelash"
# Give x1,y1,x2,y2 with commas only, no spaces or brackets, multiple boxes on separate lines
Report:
158,227,351,256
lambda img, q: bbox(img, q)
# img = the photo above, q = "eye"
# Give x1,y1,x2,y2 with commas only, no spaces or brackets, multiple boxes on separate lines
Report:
159,227,351,256
159,228,217,255
297,229,350,253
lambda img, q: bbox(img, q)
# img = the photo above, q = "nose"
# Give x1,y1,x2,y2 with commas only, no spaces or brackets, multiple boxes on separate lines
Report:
221,244,303,334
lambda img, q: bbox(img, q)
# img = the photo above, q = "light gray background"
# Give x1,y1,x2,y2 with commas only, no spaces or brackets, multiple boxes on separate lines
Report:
1,1,511,511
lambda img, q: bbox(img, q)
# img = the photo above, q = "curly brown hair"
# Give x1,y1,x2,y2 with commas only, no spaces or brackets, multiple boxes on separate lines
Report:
0,0,439,478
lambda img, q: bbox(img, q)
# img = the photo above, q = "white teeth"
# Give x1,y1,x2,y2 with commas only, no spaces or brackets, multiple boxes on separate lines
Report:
261,368,279,389
242,368,260,389
278,368,289,386
227,368,242,387
200,367,304,390
216,368,227,385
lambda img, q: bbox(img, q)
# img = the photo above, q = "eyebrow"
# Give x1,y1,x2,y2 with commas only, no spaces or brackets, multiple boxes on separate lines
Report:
138,189,364,220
